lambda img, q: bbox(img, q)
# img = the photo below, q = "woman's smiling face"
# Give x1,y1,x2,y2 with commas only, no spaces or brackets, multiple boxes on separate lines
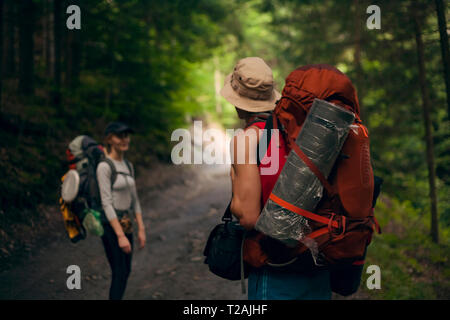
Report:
109,132,130,152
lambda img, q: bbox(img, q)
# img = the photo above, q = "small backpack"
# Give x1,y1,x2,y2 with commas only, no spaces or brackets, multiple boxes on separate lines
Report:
244,64,382,295
59,135,134,242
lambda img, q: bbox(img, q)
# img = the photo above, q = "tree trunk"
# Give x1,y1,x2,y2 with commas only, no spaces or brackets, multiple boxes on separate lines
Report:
0,0,4,109
412,5,439,244
46,0,55,77
3,0,15,78
53,0,62,108
43,0,50,76
65,0,81,89
18,0,34,96
435,0,450,119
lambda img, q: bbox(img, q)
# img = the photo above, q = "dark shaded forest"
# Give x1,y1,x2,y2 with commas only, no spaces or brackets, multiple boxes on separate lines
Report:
0,0,449,299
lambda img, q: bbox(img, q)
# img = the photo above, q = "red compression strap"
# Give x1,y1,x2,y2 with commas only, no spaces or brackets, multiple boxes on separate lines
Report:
269,193,339,228
294,227,330,256
306,227,329,239
288,137,334,195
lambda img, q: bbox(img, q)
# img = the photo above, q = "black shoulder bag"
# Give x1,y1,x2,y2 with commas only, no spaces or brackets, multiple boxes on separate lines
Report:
203,202,249,292
203,114,271,294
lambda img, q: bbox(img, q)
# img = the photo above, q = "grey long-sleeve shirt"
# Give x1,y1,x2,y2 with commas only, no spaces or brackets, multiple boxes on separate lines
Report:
96,156,142,221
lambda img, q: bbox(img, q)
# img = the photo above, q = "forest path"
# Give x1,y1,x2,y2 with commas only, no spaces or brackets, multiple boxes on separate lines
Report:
0,160,366,300
0,163,249,300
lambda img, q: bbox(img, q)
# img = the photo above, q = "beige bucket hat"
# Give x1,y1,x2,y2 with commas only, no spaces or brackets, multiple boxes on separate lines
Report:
220,57,281,112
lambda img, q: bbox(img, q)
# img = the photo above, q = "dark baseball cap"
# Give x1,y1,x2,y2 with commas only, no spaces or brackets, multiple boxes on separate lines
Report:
104,122,134,136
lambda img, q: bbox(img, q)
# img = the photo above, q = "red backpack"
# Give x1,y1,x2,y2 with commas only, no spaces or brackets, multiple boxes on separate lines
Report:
244,64,382,295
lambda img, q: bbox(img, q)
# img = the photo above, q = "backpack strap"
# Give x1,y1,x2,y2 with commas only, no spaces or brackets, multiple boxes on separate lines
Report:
101,157,136,214
245,113,274,167
101,157,118,188
246,113,270,128
287,136,335,196
123,159,134,178
123,159,136,213
256,114,274,167
269,193,339,228
101,157,134,186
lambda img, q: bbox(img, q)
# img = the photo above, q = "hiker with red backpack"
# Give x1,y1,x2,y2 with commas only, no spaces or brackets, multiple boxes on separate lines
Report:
96,122,146,300
221,58,331,299
219,60,381,300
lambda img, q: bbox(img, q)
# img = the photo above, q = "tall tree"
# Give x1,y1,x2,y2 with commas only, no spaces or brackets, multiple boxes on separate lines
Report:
412,3,439,243
3,0,16,78
53,0,62,108
65,31,81,89
18,0,35,95
435,0,450,118
0,0,4,109
43,0,54,77
65,0,81,88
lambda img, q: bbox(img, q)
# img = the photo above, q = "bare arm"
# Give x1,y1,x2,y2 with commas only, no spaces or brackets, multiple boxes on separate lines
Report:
135,213,145,231
109,218,125,237
230,127,262,230
130,171,145,232
129,162,146,249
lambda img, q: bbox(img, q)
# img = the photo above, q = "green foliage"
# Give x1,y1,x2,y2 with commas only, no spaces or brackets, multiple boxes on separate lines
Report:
0,0,240,224
359,196,450,299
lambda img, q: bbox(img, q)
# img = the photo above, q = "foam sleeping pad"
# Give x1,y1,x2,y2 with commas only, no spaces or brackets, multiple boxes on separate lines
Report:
255,99,355,248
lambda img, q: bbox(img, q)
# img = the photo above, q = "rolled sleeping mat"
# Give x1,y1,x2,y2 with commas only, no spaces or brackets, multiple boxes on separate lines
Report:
255,99,355,248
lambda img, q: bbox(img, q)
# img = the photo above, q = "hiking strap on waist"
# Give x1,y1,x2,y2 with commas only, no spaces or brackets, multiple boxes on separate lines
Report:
266,228,331,267
307,227,331,239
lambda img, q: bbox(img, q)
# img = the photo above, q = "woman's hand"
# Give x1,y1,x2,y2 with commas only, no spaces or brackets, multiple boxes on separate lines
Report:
118,234,132,254
138,227,146,249
135,213,146,249
109,218,132,254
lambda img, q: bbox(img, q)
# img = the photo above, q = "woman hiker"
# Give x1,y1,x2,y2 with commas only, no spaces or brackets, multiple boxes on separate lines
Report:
96,121,146,300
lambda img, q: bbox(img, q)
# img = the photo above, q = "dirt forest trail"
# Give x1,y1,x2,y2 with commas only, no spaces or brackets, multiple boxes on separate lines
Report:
0,163,249,300
0,159,367,300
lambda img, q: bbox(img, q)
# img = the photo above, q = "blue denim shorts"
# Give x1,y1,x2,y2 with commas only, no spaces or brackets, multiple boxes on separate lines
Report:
248,267,332,300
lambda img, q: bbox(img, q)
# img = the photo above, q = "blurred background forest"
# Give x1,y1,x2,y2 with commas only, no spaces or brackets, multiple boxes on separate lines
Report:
0,0,449,299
